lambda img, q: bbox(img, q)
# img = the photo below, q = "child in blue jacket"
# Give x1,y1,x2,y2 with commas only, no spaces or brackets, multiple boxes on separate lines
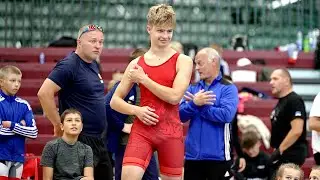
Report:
0,65,38,179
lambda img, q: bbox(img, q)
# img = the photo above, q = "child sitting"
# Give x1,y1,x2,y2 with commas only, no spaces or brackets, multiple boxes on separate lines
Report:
234,131,269,180
41,108,93,180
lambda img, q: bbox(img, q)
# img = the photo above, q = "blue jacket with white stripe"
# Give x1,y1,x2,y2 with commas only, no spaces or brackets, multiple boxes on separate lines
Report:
0,91,38,162
105,82,138,153
179,73,238,161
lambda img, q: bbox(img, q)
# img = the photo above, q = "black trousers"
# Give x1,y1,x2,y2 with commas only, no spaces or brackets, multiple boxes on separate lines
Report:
314,152,320,165
184,160,232,180
269,144,307,180
78,134,113,180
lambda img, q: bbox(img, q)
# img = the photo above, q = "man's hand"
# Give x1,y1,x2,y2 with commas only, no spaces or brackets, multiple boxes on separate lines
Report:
128,64,147,84
135,106,159,126
269,149,281,165
238,158,246,172
193,89,216,106
122,123,133,134
184,91,194,102
54,124,63,137
20,120,26,126
2,121,12,128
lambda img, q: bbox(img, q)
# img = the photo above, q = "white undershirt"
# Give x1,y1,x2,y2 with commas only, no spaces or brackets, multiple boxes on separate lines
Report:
310,92,320,153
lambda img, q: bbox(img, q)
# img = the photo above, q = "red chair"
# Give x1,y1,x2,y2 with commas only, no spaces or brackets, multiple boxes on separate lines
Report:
22,154,41,180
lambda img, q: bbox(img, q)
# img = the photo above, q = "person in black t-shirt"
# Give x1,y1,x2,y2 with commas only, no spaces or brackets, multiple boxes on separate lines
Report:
38,24,113,180
269,68,307,177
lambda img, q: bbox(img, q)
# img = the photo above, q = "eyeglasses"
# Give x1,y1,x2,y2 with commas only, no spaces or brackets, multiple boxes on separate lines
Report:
78,24,104,38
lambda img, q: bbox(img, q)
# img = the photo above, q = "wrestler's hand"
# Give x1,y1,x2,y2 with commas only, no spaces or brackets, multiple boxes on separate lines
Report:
193,90,216,106
136,106,159,125
184,91,194,102
128,64,147,83
2,121,12,128
122,123,133,134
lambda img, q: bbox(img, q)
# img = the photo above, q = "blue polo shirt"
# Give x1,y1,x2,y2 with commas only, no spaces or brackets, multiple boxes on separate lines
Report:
48,52,106,137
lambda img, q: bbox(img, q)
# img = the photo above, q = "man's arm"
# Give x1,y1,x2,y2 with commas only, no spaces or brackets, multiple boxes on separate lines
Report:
179,86,200,123
37,79,61,136
82,167,94,180
309,117,320,131
309,92,320,131
136,54,193,105
106,82,125,132
279,118,304,153
42,167,54,180
200,85,238,123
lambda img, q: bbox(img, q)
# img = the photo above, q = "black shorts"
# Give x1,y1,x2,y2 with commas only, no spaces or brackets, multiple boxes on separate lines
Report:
281,143,307,165
184,160,232,180
78,134,113,180
269,143,307,178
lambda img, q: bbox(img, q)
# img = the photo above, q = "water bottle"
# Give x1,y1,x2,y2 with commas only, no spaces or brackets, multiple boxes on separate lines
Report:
39,52,45,64
287,43,298,65
15,41,21,49
309,31,317,51
303,35,310,53
296,31,303,51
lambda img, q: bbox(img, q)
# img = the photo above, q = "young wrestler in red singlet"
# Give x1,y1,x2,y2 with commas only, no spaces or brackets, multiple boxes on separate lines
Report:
110,4,193,180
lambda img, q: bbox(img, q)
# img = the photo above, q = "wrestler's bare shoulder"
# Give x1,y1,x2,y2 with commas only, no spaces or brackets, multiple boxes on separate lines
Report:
177,54,193,63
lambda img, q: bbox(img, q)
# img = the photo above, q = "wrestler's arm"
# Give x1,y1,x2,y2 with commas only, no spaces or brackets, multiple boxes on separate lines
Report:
141,54,193,105
111,59,159,125
110,59,138,115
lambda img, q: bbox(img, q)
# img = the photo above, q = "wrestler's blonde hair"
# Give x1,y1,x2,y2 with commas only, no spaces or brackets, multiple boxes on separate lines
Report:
147,4,176,28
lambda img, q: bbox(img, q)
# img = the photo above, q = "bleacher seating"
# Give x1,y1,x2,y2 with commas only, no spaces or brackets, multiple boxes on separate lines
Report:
26,134,55,156
0,48,314,68
0,47,316,178
0,62,128,80
242,99,277,117
0,48,133,63
236,82,272,96
223,50,314,69
302,157,316,178
35,115,54,135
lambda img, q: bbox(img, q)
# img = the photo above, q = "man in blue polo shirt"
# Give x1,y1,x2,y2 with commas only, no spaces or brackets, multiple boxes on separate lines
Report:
38,24,112,180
